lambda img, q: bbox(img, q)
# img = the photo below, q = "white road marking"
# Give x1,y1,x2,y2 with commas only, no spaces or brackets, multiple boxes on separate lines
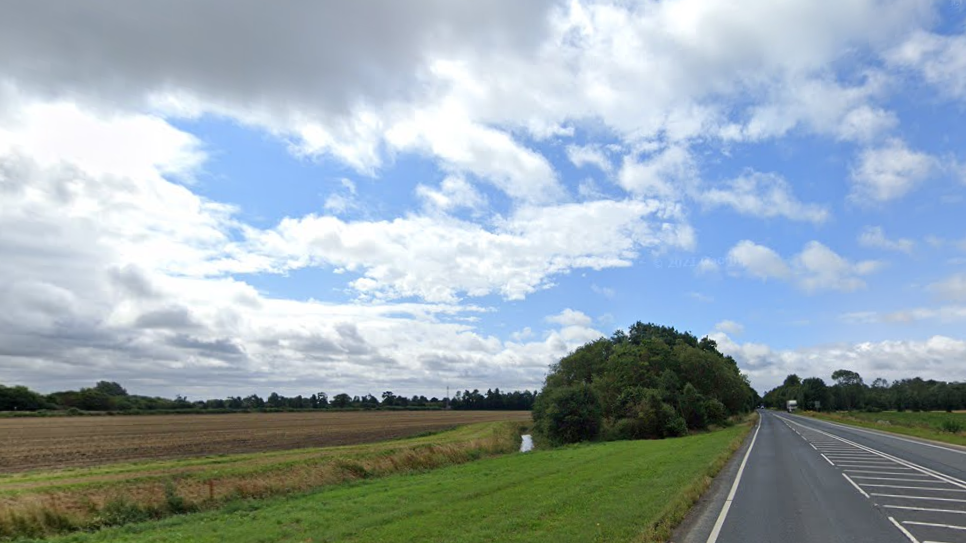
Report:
860,484,966,492
798,417,966,456
903,521,966,531
890,516,922,543
845,469,923,476
884,505,966,515
843,473,870,498
852,476,950,483
820,453,835,466
871,494,966,503
706,415,761,543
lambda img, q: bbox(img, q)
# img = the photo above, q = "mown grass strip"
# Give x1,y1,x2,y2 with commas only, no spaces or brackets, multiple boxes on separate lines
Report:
800,411,966,448
33,422,752,543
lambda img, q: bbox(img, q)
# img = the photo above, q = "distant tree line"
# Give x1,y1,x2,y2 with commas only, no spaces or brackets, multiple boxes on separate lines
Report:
0,381,537,413
533,322,759,445
763,370,966,412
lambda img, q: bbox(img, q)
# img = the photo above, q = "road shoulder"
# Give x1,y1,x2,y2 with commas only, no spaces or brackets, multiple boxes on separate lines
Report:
669,416,758,543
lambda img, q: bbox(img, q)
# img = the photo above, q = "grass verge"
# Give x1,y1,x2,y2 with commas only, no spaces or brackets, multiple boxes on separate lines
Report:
29,420,753,543
0,422,525,540
799,411,966,447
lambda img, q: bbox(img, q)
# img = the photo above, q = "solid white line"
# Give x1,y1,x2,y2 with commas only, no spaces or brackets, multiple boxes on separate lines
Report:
903,521,966,531
845,470,921,475
852,476,948,483
871,494,966,503
809,443,817,451
884,505,966,514
706,415,762,543
860,484,966,492
843,473,870,498
890,517,922,543
820,453,835,466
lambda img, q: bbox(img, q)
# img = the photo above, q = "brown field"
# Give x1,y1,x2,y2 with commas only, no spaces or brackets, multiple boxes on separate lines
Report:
0,410,532,473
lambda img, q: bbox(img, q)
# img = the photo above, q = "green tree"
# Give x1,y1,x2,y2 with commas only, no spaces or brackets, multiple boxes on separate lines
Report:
533,383,603,445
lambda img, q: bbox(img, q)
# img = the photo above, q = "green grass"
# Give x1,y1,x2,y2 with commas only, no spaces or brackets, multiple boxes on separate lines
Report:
801,411,966,447
30,423,750,543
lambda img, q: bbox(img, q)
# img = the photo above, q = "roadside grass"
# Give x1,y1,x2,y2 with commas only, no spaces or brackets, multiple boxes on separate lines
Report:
0,422,525,540
800,411,966,447
28,420,752,543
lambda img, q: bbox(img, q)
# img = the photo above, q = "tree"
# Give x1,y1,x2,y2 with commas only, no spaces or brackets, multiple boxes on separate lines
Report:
533,383,603,445
800,377,829,411
0,384,49,411
331,393,351,408
94,381,128,397
832,369,865,411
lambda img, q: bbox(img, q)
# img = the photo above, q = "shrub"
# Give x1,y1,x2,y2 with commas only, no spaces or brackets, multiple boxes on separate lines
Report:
533,383,603,444
704,398,727,426
939,419,964,434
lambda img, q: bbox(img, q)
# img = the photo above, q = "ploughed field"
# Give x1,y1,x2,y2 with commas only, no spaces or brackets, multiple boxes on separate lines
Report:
0,410,531,473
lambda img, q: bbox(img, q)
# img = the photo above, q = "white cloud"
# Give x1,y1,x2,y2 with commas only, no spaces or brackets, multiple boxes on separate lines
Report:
696,258,721,275
850,139,936,202
416,176,487,213
714,320,745,335
244,198,694,303
703,171,829,223
888,29,966,101
929,273,966,302
793,241,882,293
713,332,966,392
841,306,966,324
728,240,882,292
727,241,791,280
591,284,616,299
687,291,714,303
566,144,612,173
617,146,696,198
857,225,914,253
546,308,593,328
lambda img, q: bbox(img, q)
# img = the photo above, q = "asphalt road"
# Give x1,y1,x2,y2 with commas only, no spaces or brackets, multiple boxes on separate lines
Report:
675,410,966,543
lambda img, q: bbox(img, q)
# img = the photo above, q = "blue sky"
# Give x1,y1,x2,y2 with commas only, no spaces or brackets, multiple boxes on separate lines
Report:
1,1,965,399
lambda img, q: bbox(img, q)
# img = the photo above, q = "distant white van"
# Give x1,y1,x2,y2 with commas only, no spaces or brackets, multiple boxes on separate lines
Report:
786,400,798,412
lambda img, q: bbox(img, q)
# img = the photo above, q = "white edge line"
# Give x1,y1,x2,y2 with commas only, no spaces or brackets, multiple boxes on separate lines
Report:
843,473,870,498
820,453,835,466
706,414,761,543
890,516,922,543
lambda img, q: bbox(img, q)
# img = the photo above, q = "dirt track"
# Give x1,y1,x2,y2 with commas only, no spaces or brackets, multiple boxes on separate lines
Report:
0,410,531,473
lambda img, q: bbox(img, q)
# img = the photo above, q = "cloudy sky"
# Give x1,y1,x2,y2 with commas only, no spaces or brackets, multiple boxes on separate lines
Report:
2,1,965,400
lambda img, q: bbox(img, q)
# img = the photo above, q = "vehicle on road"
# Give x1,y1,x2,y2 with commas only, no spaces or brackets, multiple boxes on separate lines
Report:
786,400,797,412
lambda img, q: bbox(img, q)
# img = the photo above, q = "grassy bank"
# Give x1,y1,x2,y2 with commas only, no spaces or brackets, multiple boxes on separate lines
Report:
0,422,525,540
801,411,966,447
30,421,752,543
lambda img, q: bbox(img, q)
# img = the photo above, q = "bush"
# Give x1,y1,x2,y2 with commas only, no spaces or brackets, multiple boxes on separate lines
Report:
704,398,727,426
680,384,707,430
939,419,964,434
533,383,603,445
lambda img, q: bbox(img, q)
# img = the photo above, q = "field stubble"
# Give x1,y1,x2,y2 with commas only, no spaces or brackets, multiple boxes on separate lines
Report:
0,411,530,539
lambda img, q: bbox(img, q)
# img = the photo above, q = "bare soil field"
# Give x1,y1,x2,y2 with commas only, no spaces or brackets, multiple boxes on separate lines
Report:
0,410,531,473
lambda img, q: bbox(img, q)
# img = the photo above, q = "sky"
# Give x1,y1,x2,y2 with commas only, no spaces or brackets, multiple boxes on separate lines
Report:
1,1,966,400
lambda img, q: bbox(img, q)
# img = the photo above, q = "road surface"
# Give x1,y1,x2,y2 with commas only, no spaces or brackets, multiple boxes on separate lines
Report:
674,410,966,543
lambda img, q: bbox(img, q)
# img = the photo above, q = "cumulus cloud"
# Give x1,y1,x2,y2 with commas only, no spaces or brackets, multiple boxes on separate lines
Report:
416,176,487,213
244,199,694,303
714,320,745,336
850,139,936,202
712,332,966,392
857,226,915,253
567,144,613,173
727,241,791,280
617,146,696,199
888,29,966,101
546,309,594,328
702,171,829,223
728,240,882,292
